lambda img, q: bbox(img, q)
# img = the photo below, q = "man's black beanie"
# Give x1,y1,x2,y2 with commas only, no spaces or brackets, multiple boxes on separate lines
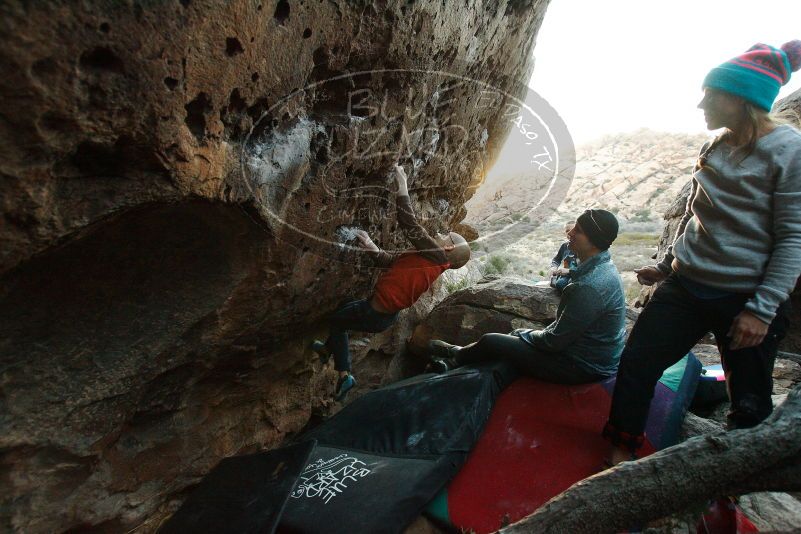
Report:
576,209,619,250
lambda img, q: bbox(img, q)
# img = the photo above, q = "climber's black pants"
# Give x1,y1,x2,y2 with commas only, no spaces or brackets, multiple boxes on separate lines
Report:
326,299,398,373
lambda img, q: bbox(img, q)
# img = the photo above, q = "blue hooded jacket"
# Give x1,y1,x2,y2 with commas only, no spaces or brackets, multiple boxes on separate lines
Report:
518,249,626,376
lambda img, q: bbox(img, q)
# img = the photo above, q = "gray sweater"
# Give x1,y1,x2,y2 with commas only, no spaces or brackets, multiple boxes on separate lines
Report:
657,124,801,322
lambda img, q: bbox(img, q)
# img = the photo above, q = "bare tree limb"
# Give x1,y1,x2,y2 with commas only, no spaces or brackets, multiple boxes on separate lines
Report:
500,385,801,534
682,412,801,492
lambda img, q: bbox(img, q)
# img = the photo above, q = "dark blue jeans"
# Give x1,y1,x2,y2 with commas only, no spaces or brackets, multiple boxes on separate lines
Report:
607,273,790,448
455,332,605,384
325,299,398,373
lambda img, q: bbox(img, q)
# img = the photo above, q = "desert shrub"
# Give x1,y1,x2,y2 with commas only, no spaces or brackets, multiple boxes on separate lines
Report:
614,233,659,246
628,209,652,223
445,276,472,294
482,254,512,276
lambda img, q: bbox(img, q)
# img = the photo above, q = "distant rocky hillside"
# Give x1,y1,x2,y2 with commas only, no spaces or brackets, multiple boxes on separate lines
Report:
466,129,710,231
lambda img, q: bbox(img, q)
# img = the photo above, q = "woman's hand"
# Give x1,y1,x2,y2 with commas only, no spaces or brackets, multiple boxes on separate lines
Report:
354,230,379,252
551,267,570,276
634,266,667,286
728,311,769,350
394,164,409,196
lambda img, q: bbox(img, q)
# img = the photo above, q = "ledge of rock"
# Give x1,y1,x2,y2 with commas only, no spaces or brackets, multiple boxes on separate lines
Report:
0,1,551,531
409,277,560,355
410,275,643,358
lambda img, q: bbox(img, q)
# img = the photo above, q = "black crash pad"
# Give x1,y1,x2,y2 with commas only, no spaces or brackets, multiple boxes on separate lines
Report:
162,363,516,534
160,440,315,534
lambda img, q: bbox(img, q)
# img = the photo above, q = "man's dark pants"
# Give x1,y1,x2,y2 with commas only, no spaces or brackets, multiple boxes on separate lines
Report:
455,332,605,384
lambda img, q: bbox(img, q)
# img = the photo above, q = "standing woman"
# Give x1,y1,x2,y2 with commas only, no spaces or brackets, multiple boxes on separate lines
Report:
604,41,801,464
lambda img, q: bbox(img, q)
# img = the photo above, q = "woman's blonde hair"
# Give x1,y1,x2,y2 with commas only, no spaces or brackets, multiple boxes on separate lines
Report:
719,101,796,161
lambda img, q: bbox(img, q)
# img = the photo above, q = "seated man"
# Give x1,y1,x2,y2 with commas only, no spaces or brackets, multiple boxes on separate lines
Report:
550,220,578,291
313,164,471,401
430,209,626,384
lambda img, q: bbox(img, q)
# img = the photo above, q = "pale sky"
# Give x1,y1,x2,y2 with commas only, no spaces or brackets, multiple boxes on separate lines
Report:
528,0,801,145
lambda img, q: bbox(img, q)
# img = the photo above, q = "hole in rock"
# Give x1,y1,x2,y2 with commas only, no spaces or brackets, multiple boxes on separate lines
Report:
163,77,179,90
99,22,110,33
225,37,244,56
302,28,312,39
79,46,124,74
184,92,212,140
312,45,328,66
246,97,272,139
221,89,249,137
274,0,290,24
227,88,247,114
68,136,167,177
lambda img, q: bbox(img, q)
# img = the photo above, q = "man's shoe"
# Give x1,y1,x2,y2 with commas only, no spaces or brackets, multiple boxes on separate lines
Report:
429,357,458,374
311,340,331,364
335,374,357,402
428,339,459,359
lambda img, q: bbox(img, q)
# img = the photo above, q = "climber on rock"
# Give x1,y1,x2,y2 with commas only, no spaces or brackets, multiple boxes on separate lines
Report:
312,163,471,402
429,209,627,385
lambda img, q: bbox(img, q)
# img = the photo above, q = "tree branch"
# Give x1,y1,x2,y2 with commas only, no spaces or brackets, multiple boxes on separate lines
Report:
501,385,801,534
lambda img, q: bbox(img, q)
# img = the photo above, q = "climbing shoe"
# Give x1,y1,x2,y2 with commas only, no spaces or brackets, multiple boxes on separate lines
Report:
311,340,331,364
429,357,458,374
335,374,357,402
428,339,459,359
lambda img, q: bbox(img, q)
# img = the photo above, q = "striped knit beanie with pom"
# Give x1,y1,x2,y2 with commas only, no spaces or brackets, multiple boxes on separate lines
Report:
703,40,801,111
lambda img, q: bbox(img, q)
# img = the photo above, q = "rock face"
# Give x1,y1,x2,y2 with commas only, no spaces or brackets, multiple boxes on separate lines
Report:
409,277,560,355
0,1,552,531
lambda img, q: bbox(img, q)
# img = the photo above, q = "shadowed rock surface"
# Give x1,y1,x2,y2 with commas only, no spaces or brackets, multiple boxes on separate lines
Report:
409,277,560,357
0,0,552,531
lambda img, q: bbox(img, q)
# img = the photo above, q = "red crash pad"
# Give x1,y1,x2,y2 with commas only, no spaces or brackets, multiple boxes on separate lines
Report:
446,378,657,532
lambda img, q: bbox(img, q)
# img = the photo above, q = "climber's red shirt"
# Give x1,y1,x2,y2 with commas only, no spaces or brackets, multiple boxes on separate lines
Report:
372,252,450,313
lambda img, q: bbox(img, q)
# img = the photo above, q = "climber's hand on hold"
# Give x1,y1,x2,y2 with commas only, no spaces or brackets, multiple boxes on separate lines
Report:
394,164,409,196
354,230,379,252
